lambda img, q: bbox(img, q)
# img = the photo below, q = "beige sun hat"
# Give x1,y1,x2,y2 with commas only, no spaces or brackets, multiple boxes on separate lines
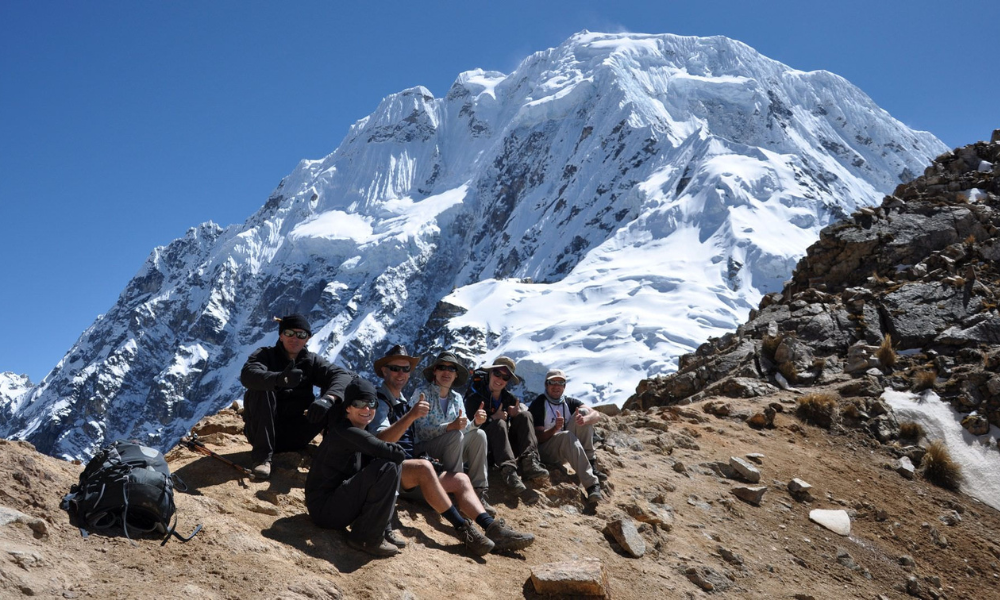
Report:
481,356,521,383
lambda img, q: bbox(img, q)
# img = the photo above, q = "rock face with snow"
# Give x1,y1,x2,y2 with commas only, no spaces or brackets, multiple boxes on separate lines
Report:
1,31,945,460
627,134,1000,430
0,372,32,424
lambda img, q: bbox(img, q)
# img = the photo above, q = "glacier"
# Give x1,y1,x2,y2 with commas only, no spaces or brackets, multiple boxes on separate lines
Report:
1,31,947,460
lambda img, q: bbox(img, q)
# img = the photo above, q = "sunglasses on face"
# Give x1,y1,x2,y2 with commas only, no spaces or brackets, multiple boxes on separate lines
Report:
385,365,411,373
492,370,512,382
435,364,458,372
349,398,378,409
281,329,309,340
546,380,566,387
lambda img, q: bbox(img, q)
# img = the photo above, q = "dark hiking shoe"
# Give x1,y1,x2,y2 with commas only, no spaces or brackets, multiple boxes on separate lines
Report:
384,528,407,548
475,487,497,517
585,484,604,503
485,518,535,552
501,466,527,494
456,519,495,556
347,536,400,558
252,460,271,479
520,451,549,481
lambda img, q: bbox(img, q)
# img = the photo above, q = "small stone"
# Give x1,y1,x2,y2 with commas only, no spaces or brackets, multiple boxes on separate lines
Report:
732,486,767,506
685,565,731,592
788,478,812,494
531,558,608,596
605,517,646,558
809,509,851,536
729,456,761,483
718,546,744,565
899,555,916,568
745,453,765,464
939,510,962,526
623,500,674,532
897,456,916,479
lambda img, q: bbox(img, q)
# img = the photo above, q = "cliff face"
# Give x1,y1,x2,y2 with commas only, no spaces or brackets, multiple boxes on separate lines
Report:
627,132,1000,435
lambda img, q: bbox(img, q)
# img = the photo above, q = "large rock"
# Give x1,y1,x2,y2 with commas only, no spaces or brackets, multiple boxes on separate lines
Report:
809,509,851,536
605,517,646,558
530,558,608,596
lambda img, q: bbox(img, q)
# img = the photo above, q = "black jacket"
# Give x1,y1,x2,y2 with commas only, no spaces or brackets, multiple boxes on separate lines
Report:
464,384,518,425
305,417,405,504
241,342,353,408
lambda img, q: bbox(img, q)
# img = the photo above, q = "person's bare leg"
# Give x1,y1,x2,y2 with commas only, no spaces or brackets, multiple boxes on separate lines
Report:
438,471,485,519
400,460,452,513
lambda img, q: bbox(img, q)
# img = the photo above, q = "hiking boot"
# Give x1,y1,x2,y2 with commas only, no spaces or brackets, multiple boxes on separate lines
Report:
589,458,608,483
384,528,408,549
455,519,495,556
485,517,535,552
501,465,527,494
520,451,549,481
585,483,604,503
252,460,271,479
347,536,400,558
475,487,497,517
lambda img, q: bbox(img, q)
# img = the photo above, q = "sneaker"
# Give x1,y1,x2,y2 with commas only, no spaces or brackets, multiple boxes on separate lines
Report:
252,460,271,479
589,458,608,483
585,484,604,503
384,528,408,549
475,488,497,517
501,466,527,494
456,519,495,556
485,518,535,552
347,536,400,558
520,451,549,481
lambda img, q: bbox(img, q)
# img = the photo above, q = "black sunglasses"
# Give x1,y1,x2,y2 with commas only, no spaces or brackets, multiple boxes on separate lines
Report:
281,329,309,340
385,365,411,373
492,369,512,382
546,380,566,386
349,397,378,409
435,364,458,372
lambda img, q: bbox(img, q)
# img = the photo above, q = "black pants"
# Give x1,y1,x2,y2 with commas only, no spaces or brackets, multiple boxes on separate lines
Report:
307,458,401,545
243,391,323,463
481,410,539,470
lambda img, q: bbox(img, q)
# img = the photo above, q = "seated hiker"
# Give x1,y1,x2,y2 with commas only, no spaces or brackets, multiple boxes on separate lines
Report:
528,368,605,503
409,351,491,511
304,376,404,558
464,357,548,501
240,314,353,479
367,344,534,555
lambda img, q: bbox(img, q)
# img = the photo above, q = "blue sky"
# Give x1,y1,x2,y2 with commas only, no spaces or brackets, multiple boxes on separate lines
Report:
2,1,997,383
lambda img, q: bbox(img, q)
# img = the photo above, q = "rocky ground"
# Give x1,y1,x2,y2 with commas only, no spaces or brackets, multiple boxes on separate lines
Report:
2,389,999,599
4,137,1000,600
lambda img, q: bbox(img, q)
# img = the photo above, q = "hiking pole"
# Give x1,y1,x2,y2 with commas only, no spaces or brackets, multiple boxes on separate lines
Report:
179,433,258,480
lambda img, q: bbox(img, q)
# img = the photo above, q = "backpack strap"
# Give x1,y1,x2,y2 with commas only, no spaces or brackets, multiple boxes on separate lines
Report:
160,514,202,546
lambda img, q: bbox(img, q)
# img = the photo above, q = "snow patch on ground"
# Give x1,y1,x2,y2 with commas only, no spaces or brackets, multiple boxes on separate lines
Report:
882,389,1000,511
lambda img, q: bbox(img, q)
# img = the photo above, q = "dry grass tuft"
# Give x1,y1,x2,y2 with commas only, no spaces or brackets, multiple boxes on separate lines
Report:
761,334,783,360
911,369,937,392
923,440,962,491
877,334,897,370
898,421,924,441
796,392,839,429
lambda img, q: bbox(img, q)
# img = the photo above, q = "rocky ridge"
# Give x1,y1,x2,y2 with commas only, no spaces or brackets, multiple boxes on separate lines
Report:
626,131,1000,442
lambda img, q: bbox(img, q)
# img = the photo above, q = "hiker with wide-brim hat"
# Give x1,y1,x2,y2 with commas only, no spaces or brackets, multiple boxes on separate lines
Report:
410,351,490,511
365,344,535,555
464,356,548,504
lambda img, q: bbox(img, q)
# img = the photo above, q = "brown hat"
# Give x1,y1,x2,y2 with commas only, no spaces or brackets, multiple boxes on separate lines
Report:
374,344,422,375
422,351,469,387
481,356,521,383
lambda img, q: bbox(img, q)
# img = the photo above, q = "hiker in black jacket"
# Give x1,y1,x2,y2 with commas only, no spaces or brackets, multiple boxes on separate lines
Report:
240,314,353,479
305,376,404,558
463,356,548,502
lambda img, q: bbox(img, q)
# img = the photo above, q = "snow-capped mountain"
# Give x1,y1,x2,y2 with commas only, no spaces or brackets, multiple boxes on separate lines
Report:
0,372,32,421
2,31,946,460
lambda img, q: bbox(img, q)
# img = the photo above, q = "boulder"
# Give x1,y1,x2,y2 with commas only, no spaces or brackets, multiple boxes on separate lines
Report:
530,558,608,596
732,486,767,506
605,517,646,558
729,456,761,483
